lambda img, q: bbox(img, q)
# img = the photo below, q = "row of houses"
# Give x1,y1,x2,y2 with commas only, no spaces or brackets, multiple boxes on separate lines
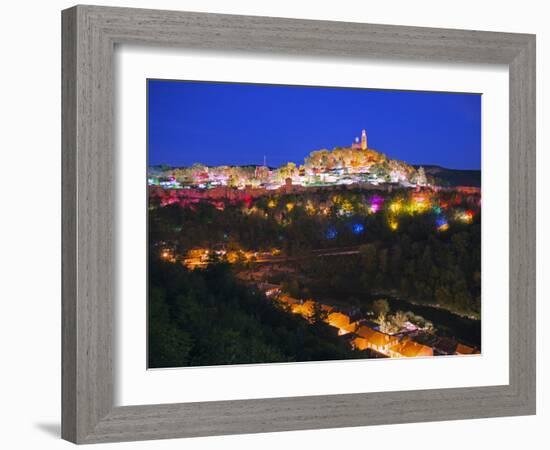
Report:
345,324,433,358
255,281,479,359
324,311,479,358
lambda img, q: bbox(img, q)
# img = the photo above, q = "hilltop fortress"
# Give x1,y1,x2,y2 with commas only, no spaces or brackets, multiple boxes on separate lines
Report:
148,129,428,191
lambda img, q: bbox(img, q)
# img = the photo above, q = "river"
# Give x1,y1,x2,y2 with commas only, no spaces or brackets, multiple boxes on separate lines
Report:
312,288,481,348
382,296,481,348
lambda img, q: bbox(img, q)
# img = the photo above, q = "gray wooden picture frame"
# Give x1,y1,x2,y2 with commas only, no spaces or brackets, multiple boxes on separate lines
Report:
61,4,536,444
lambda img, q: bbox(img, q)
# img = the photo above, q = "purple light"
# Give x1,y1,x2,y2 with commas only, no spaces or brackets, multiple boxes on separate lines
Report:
370,195,384,213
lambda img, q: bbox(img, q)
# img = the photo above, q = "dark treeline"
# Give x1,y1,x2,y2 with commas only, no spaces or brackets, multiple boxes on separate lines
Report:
296,220,481,318
149,258,364,368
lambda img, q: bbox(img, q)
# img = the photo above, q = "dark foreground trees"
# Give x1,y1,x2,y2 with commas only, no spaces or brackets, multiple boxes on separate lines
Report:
149,259,363,368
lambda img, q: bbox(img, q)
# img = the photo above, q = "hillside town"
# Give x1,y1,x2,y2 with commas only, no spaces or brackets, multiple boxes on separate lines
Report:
148,129,429,191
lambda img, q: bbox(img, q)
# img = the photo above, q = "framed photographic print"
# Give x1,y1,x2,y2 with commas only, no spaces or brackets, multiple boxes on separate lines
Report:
62,5,536,444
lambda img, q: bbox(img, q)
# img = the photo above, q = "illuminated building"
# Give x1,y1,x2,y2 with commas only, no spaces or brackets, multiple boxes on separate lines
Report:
388,337,434,358
455,343,479,355
352,325,399,355
326,312,357,336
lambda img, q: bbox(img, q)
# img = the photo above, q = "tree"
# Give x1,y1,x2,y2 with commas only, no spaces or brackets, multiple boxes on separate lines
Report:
277,162,297,182
378,248,389,275
415,166,428,186
391,310,408,329
311,302,329,324
359,243,377,272
372,299,390,316
434,284,453,306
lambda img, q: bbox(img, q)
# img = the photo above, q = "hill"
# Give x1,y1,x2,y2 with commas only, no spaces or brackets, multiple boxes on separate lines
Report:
416,165,481,188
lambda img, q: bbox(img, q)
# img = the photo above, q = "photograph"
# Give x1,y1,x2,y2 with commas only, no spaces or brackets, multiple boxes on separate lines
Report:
147,79,482,368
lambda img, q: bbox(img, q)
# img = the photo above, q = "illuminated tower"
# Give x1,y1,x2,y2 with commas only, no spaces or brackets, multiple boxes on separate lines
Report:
361,129,367,150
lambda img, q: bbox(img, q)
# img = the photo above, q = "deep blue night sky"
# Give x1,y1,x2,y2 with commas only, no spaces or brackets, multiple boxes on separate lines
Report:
148,79,481,170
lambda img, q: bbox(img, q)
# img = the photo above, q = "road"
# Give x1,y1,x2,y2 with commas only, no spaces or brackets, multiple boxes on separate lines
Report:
183,245,362,268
